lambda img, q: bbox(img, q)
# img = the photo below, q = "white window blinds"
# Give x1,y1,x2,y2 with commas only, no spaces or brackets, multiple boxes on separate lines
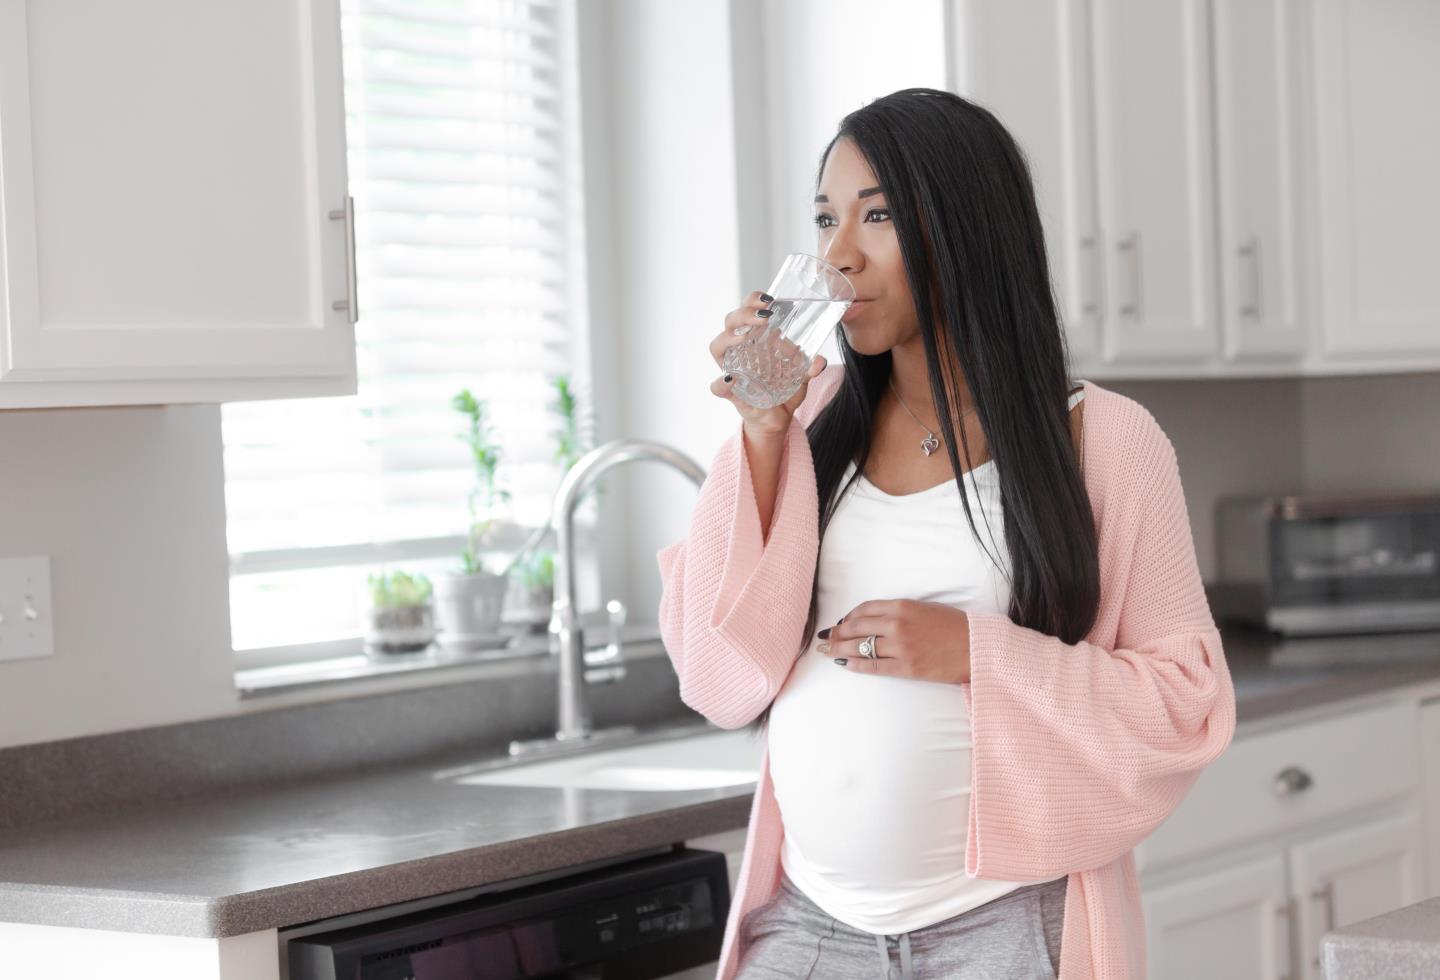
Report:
221,0,589,655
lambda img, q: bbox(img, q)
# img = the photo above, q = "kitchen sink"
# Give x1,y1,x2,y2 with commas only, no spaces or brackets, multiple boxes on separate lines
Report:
439,725,764,792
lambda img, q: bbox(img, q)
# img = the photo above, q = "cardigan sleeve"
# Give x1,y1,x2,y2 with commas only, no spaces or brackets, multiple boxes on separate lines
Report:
655,369,838,729
960,412,1237,880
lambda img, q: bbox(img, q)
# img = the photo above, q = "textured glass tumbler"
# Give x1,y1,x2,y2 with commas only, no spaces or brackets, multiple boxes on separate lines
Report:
722,253,855,409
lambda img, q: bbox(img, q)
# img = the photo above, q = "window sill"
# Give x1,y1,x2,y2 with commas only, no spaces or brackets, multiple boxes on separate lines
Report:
234,624,667,701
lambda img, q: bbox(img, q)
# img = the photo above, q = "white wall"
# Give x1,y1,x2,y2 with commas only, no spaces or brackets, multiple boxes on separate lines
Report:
0,405,239,746
627,0,950,628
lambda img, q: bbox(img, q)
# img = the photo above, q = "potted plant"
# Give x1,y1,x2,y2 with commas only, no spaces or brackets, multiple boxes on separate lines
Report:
433,389,515,651
363,570,435,655
504,373,599,630
511,549,555,633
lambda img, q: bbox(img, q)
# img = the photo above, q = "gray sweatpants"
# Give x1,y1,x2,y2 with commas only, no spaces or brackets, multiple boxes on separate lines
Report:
734,869,1065,980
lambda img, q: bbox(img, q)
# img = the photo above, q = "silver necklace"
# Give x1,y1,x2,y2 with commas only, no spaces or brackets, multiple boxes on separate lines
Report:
889,376,975,457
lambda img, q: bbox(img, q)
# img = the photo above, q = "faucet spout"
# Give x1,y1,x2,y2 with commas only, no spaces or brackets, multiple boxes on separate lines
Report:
508,439,705,758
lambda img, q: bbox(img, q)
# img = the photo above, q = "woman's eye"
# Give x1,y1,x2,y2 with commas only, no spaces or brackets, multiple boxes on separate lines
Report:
812,209,890,229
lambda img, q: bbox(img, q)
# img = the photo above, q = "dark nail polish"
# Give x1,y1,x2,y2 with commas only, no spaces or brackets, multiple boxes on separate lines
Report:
833,658,847,666
760,292,774,302
757,309,773,318
723,374,733,382
817,627,831,639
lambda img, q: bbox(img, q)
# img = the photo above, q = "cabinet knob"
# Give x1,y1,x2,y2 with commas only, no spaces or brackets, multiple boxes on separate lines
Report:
1273,765,1313,796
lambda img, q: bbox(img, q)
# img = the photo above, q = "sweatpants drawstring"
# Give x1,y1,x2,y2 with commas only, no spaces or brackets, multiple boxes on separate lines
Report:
873,930,914,979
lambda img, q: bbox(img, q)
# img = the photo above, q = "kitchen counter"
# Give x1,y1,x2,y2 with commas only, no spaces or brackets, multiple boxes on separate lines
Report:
2,625,1440,939
1320,895,1440,978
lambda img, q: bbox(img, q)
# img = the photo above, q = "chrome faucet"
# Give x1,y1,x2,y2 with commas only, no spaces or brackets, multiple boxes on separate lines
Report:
507,439,706,758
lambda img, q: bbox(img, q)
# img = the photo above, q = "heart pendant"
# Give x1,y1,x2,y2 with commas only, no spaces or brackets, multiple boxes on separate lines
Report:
920,435,940,456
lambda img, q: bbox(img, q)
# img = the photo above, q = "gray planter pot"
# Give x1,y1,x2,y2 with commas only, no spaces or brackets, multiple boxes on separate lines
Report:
433,570,511,651
512,581,555,633
362,601,435,656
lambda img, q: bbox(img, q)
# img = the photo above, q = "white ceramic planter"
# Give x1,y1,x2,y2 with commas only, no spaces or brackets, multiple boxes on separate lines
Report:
432,570,511,651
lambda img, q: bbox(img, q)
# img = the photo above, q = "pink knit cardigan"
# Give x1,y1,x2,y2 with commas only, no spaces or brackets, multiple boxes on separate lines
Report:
655,365,1236,979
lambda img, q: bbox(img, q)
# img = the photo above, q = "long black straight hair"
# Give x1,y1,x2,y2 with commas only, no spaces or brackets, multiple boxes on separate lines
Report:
748,87,1099,737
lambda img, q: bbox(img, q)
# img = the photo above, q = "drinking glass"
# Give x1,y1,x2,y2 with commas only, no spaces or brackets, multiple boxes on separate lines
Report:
722,252,855,409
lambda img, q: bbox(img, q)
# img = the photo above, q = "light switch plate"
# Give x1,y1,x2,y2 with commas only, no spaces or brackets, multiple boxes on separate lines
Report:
0,555,54,662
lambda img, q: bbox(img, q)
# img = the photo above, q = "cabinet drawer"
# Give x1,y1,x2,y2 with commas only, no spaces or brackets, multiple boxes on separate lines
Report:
1137,700,1418,871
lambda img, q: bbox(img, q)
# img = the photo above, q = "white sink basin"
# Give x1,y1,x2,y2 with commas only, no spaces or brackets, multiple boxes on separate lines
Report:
449,728,764,792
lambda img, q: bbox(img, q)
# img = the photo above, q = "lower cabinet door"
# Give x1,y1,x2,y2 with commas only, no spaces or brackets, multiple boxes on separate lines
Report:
1288,809,1424,980
1143,851,1293,980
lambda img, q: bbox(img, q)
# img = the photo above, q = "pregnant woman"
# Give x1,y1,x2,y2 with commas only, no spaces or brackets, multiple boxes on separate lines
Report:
656,88,1236,980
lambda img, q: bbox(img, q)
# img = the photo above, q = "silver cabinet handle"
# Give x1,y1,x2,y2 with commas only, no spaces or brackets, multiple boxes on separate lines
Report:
328,195,358,324
1310,880,1336,971
1273,765,1314,796
1238,235,1263,319
1276,894,1298,980
1081,234,1104,318
1117,231,1142,319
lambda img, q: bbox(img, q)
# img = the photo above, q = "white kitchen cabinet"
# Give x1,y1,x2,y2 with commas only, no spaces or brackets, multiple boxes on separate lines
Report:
1136,697,1427,980
0,0,357,409
1414,697,1440,899
1288,810,1425,979
1307,0,1440,368
956,0,1440,378
1089,0,1218,366
953,1,1102,367
1143,810,1424,980
1142,852,1292,980
1211,0,1308,364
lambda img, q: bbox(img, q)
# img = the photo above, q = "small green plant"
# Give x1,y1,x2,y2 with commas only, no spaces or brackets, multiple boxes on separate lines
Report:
367,570,433,609
515,549,555,592
549,373,601,508
452,388,512,574
452,388,511,515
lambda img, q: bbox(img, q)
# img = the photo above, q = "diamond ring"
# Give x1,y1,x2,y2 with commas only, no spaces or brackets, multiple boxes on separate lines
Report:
859,635,877,658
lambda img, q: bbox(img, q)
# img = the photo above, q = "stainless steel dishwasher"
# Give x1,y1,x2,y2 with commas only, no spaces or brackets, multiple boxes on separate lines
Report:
281,845,730,980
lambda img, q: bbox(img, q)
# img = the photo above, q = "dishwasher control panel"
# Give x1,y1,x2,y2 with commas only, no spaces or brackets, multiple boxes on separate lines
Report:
287,847,730,980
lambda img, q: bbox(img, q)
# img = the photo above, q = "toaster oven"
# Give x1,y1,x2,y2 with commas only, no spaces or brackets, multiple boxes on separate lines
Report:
1213,493,1440,636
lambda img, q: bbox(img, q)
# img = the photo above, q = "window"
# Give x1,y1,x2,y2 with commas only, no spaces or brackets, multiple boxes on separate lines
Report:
222,0,592,665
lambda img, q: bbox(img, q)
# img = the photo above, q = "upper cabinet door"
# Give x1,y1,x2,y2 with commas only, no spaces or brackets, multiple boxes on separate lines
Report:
1212,0,1307,363
1089,0,1218,365
0,0,357,408
1309,0,1440,364
955,0,1102,368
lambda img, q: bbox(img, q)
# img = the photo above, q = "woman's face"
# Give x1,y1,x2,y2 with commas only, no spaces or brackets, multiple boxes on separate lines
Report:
813,137,921,355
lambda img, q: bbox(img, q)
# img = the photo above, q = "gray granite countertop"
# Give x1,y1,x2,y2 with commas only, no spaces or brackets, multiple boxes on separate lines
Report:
1321,896,1440,978
0,730,757,937
2,625,1440,939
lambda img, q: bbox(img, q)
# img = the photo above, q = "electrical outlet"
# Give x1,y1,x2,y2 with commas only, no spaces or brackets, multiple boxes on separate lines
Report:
0,555,54,663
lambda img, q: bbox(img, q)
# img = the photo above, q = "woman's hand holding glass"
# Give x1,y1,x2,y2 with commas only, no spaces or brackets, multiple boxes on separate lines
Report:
709,289,827,438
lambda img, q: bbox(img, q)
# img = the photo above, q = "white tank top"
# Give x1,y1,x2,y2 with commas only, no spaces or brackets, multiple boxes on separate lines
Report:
767,386,1084,935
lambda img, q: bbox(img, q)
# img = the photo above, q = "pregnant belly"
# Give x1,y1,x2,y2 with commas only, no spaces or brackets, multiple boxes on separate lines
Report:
767,648,974,884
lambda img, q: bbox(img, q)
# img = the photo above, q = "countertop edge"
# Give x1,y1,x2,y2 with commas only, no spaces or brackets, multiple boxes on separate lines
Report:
0,795,754,938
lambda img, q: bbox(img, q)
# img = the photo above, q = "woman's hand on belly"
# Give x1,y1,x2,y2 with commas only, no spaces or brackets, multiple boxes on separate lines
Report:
815,598,971,684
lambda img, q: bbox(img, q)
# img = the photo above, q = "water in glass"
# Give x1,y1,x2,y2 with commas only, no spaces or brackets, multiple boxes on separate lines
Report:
723,297,849,409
